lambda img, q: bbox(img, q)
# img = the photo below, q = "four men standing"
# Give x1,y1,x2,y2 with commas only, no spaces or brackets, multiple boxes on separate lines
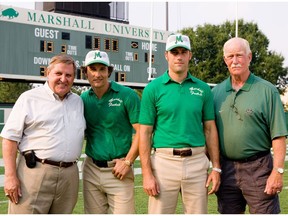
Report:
0,35,287,214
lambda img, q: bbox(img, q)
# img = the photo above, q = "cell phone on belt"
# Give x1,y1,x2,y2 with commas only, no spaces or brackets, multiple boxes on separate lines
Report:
23,150,36,168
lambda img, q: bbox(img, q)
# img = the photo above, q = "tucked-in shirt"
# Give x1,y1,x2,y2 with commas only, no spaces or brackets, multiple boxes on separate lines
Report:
0,82,86,162
139,70,215,148
81,81,140,161
212,73,288,160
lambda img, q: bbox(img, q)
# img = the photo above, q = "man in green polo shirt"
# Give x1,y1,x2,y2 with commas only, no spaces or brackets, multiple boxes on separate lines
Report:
80,50,140,214
139,34,221,214
213,37,288,214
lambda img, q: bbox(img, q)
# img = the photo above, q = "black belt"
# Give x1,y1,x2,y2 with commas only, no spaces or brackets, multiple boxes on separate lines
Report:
92,158,115,168
225,150,270,163
35,156,76,168
173,149,192,157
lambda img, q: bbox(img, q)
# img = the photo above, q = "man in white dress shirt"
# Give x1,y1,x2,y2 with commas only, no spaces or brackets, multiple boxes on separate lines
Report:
0,54,86,214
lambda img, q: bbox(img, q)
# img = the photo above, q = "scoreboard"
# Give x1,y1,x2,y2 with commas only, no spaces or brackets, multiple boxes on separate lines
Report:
0,5,172,87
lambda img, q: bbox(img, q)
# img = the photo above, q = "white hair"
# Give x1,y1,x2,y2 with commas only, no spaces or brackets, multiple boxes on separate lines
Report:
223,37,251,57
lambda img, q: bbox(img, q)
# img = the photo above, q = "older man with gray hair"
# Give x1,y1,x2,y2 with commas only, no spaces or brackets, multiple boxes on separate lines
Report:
213,37,288,214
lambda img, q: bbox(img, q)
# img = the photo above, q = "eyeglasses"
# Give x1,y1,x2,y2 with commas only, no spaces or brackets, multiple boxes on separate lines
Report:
229,91,243,121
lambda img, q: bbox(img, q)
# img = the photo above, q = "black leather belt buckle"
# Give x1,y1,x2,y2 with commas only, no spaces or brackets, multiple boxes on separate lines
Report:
173,149,192,157
92,159,108,168
58,161,75,168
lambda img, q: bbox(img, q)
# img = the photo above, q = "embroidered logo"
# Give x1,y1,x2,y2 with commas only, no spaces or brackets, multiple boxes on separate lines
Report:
94,51,102,59
189,87,203,96
108,98,123,107
245,108,254,115
175,35,184,44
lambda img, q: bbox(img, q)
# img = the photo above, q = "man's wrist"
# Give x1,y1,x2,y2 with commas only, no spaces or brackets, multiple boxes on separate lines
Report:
274,167,284,174
212,167,222,174
124,159,132,167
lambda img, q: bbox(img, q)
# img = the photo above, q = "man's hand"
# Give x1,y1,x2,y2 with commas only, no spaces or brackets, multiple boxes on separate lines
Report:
4,175,22,204
112,159,131,180
264,170,283,195
206,170,221,195
143,173,160,196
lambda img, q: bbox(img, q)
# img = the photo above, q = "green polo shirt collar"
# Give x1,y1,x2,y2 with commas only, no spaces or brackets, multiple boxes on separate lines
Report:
225,72,255,92
161,70,196,84
88,81,120,96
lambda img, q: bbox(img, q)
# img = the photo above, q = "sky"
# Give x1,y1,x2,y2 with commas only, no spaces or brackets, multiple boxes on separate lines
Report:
128,1,288,67
1,1,288,68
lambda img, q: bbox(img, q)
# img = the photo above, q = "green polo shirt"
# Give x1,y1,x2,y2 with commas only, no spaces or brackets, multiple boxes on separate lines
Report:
81,81,140,161
139,70,215,148
212,73,288,160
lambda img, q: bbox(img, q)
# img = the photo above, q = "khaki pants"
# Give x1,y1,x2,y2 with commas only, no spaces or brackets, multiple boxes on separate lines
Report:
83,156,135,214
9,155,79,214
149,147,209,214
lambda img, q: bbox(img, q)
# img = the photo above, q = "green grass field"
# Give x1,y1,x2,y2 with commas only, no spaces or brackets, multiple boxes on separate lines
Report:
0,138,287,213
0,161,288,214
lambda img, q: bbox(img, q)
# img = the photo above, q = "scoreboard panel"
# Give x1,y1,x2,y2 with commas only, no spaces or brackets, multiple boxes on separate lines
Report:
0,5,172,87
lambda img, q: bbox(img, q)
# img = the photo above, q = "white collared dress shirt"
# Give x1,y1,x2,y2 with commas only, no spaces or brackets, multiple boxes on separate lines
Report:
1,82,86,162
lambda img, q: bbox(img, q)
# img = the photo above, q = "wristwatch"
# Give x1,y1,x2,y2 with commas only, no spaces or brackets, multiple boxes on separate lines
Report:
275,167,284,174
124,159,132,167
212,167,222,174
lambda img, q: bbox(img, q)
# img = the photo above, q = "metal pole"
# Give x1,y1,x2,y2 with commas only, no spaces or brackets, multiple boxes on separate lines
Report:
148,2,154,81
166,2,169,31
126,2,129,22
235,1,238,37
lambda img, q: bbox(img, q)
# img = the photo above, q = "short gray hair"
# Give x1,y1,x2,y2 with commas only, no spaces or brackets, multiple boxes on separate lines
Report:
47,54,76,75
223,37,251,57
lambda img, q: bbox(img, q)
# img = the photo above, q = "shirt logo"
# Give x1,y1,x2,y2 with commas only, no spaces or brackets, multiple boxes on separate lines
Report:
245,108,254,115
189,87,203,96
108,98,123,107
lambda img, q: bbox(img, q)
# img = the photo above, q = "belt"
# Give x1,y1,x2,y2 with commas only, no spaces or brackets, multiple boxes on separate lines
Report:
225,150,271,163
35,156,76,168
154,147,205,157
173,149,192,157
92,158,116,168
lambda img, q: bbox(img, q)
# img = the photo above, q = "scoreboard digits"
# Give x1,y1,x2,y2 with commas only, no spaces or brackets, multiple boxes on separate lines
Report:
0,4,171,87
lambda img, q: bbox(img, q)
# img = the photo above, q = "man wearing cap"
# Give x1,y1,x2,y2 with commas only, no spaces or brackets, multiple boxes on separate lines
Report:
1,54,86,213
80,50,140,214
139,34,221,214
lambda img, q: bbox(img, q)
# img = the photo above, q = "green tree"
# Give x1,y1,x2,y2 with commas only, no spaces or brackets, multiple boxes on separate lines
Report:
0,82,32,103
181,19,288,91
